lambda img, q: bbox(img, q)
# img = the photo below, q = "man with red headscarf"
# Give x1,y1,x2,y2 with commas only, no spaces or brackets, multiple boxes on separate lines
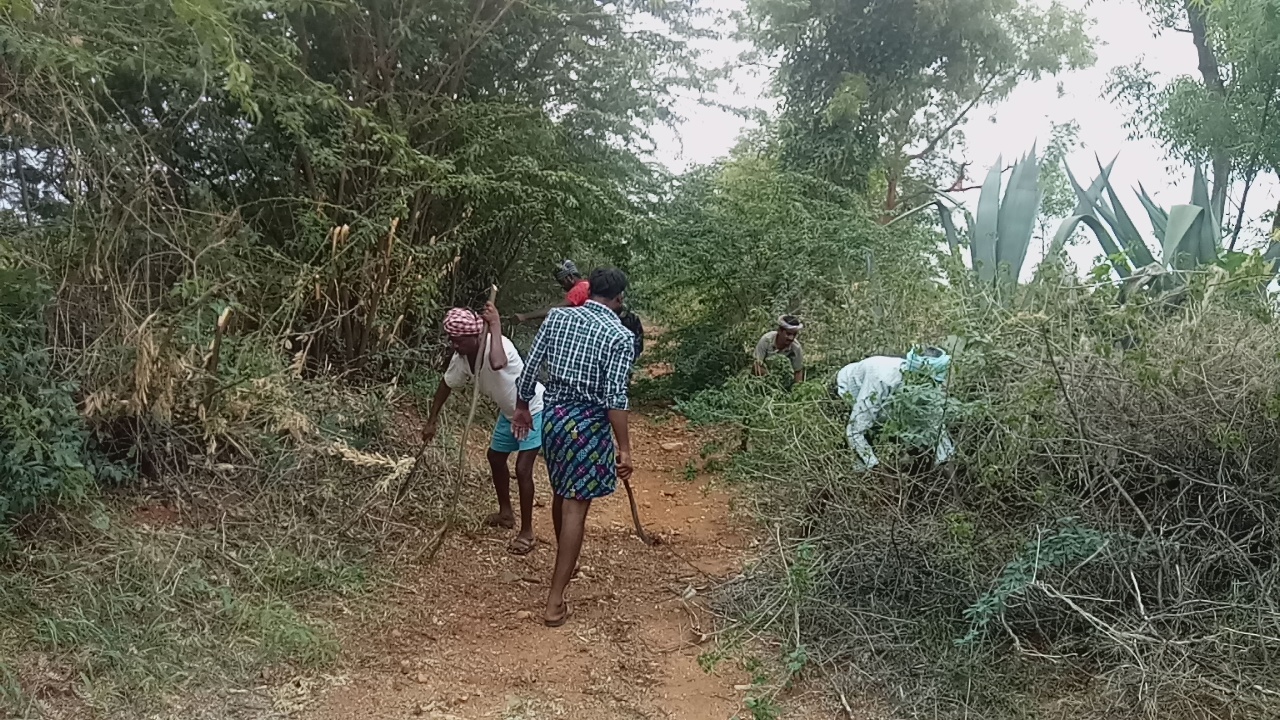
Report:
422,301,545,555
513,260,591,323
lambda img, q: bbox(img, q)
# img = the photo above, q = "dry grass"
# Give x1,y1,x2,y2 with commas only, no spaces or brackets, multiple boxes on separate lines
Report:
698,285,1280,720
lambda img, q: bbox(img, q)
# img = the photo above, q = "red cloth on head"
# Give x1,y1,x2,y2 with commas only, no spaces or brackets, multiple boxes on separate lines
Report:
565,279,590,307
442,307,483,336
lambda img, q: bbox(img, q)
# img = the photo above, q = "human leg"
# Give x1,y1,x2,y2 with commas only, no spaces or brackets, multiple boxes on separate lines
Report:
539,403,616,625
508,448,538,555
484,448,515,528
551,494,564,542
545,496,591,626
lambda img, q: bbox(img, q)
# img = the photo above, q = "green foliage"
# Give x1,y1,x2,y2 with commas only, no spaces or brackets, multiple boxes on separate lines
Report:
1,0,705,374
0,269,95,520
878,372,972,452
957,520,1111,646
743,0,1093,192
1113,0,1280,193
0,518,358,714
640,149,932,397
714,281,1280,718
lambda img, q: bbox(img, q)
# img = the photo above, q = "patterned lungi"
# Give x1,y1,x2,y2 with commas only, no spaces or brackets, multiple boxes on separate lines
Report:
542,402,617,501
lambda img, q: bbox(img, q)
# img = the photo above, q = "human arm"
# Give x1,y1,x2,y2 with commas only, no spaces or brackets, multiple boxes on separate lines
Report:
512,322,550,438
421,379,454,442
515,290,577,323
481,302,506,371
609,409,632,481
846,398,879,469
752,334,770,376
603,334,635,478
514,307,551,323
790,341,805,384
845,371,887,469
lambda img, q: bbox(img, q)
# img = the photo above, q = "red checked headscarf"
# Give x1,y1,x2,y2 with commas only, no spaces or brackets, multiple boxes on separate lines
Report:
442,307,484,337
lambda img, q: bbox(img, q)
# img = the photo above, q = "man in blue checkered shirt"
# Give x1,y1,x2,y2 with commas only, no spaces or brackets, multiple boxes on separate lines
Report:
514,267,634,627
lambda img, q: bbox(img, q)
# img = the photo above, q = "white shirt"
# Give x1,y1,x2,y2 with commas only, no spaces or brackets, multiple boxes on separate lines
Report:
835,356,954,469
444,336,544,418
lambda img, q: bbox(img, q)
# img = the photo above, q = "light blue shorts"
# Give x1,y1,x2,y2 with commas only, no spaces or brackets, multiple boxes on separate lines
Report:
491,412,543,454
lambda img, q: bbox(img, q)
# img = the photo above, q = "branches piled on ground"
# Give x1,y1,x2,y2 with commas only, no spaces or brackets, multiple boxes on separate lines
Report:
707,283,1280,719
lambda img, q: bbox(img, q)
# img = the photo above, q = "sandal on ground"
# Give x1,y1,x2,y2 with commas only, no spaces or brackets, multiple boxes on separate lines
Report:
484,512,516,529
544,602,572,628
507,535,536,556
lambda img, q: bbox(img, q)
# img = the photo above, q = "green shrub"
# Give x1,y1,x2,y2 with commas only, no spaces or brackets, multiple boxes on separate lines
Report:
715,284,1280,719
0,269,94,520
638,150,938,398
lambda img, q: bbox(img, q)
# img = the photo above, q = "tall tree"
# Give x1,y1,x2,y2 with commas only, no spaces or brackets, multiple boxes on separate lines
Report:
1111,0,1280,248
0,0,706,366
740,0,1093,212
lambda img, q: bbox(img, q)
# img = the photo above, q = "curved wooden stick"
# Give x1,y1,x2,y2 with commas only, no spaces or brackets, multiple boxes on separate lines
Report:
621,473,658,546
422,284,498,564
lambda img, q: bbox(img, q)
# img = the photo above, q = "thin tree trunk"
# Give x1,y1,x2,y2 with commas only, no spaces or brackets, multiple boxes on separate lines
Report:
1228,166,1257,251
1185,0,1230,223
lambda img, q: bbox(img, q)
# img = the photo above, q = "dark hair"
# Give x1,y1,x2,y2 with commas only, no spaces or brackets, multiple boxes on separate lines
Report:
920,345,945,358
588,267,628,300
779,314,800,327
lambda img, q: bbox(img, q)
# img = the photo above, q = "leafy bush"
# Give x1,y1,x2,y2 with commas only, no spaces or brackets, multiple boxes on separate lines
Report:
638,149,937,397
0,269,94,520
715,283,1280,719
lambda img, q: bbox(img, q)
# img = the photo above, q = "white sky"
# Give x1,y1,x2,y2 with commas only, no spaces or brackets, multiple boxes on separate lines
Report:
649,0,1279,271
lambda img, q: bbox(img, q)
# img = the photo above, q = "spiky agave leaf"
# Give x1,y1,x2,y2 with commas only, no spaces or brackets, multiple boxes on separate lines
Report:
1162,204,1204,270
1049,213,1130,277
995,149,1042,283
936,200,962,256
1065,156,1116,216
1189,166,1222,265
1134,183,1168,241
1094,158,1157,268
972,158,1003,283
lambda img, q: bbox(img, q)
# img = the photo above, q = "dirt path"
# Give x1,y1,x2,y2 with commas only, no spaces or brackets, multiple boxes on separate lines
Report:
298,411,771,720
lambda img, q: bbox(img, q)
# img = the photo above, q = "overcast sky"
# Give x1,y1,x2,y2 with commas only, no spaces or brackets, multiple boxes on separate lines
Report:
648,0,1278,270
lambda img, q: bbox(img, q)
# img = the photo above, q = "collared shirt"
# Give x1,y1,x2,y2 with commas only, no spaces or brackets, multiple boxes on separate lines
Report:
835,356,954,469
517,300,634,411
754,331,804,372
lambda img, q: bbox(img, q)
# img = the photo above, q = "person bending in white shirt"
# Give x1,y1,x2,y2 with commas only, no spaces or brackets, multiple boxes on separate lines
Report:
833,347,955,470
422,302,546,555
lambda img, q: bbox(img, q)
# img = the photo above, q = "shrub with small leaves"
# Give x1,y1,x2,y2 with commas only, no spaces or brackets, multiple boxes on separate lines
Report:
0,269,94,520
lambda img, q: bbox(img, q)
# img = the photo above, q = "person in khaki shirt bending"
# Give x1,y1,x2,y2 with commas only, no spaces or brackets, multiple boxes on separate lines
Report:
753,315,805,385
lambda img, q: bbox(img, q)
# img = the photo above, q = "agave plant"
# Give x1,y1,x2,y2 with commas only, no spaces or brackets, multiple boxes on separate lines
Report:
893,149,1044,288
1045,158,1280,294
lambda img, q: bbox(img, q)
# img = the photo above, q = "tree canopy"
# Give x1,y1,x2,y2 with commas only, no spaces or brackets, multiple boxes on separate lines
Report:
740,0,1093,210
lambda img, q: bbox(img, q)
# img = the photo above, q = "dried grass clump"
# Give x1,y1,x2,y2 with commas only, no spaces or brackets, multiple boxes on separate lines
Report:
713,287,1280,719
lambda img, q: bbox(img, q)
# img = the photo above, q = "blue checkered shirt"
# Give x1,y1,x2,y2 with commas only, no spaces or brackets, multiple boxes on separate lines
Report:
517,301,634,411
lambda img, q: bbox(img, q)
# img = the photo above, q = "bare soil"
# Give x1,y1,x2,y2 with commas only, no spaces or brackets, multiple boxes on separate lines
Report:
291,411,847,720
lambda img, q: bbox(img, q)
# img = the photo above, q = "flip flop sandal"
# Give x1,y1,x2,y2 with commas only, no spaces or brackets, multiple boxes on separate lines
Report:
506,536,536,556
544,602,572,628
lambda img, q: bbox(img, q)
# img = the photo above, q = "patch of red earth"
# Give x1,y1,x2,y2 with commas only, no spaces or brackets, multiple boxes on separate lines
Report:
295,413,793,720
129,501,181,528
